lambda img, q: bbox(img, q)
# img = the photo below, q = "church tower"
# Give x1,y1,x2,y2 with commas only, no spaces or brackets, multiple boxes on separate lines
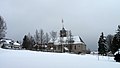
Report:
60,19,67,37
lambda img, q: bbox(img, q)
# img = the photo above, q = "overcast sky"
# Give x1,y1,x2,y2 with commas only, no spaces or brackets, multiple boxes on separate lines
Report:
0,0,120,50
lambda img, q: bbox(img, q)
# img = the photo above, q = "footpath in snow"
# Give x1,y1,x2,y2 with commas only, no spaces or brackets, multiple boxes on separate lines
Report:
0,48,120,68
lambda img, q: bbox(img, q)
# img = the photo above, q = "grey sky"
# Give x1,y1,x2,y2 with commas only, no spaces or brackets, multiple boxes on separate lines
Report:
0,0,120,50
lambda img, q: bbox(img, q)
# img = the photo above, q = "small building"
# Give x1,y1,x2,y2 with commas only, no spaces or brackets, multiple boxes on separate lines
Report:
0,39,13,49
0,38,21,49
13,42,21,49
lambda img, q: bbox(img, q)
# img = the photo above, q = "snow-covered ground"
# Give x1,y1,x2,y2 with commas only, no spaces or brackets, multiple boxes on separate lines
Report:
0,48,120,68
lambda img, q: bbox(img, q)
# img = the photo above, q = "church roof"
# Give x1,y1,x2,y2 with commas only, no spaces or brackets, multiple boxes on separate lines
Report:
49,36,85,45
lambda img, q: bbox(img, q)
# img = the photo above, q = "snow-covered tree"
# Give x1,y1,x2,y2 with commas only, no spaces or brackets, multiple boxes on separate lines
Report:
98,32,107,56
111,25,120,54
0,16,7,39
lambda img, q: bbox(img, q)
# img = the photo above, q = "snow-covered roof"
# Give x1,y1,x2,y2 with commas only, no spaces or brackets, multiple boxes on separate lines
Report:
49,36,85,45
0,38,14,44
2,40,13,45
0,39,20,46
73,36,83,44
13,42,20,46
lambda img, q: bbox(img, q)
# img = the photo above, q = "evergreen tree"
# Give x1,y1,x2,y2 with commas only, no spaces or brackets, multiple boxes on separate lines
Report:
22,34,35,50
111,36,118,54
22,35,29,49
98,32,107,56
111,25,120,54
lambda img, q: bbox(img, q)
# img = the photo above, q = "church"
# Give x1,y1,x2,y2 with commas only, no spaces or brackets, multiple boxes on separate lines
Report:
48,20,86,54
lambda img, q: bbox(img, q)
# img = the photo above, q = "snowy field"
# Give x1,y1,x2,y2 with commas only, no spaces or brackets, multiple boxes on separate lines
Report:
0,48,120,68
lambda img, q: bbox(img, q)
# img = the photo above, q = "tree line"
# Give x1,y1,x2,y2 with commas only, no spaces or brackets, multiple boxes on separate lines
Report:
22,29,57,51
98,25,120,55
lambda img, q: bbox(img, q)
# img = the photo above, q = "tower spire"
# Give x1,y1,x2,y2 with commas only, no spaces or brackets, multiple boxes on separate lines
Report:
62,19,64,28
60,19,67,37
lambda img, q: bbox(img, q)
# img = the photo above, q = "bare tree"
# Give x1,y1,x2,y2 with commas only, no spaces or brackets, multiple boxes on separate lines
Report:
67,30,74,52
44,32,50,44
0,16,7,39
27,33,35,50
39,29,45,45
106,34,113,52
34,29,39,44
50,31,57,43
